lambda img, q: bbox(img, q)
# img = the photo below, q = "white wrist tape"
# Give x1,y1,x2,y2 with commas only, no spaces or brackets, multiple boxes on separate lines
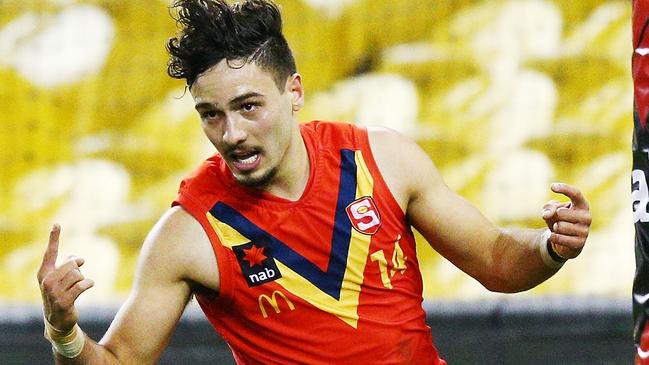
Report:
538,229,565,269
43,317,86,358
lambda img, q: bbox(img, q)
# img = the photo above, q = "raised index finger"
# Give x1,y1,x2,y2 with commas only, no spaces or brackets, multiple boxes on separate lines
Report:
551,183,589,210
40,224,61,272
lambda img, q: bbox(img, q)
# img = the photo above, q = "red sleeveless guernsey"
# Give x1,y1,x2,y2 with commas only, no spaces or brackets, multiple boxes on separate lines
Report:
173,121,446,365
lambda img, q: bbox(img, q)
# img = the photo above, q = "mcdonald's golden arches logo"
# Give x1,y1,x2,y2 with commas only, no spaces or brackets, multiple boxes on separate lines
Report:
258,290,296,318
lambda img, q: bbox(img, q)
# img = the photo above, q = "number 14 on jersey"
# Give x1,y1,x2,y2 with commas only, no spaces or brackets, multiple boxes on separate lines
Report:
370,236,407,289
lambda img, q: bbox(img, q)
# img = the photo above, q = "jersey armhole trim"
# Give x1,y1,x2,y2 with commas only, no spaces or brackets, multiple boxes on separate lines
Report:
173,191,235,303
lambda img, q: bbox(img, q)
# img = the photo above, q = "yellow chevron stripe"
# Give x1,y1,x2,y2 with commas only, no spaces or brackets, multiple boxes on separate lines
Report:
205,150,376,328
206,212,249,248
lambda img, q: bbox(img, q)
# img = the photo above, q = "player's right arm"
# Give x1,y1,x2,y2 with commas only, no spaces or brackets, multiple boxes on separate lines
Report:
37,206,218,364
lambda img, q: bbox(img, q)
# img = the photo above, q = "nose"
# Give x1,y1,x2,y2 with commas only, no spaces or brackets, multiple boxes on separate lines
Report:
222,115,248,146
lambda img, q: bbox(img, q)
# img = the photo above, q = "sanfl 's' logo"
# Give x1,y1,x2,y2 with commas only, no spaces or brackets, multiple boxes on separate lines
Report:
345,197,381,235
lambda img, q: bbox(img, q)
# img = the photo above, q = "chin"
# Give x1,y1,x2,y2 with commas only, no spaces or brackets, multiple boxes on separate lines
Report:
235,167,277,189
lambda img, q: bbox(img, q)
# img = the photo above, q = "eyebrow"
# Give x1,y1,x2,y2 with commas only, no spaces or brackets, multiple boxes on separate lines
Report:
194,92,264,110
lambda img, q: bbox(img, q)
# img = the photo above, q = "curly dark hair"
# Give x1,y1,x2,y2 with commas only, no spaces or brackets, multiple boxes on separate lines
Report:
166,0,296,89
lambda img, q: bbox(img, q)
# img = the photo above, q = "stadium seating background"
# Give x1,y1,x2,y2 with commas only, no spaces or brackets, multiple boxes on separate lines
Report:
0,0,633,304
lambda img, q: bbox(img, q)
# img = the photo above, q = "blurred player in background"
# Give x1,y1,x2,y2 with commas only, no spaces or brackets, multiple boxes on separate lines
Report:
632,1,649,364
37,1,591,364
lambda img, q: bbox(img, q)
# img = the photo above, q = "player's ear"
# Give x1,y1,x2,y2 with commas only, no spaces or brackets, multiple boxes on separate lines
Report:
286,73,304,112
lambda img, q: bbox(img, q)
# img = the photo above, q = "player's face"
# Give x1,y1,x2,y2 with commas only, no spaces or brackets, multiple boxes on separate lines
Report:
190,59,303,188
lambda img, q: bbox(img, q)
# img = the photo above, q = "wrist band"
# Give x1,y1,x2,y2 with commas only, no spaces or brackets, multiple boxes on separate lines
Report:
547,240,569,264
538,229,566,269
43,317,86,358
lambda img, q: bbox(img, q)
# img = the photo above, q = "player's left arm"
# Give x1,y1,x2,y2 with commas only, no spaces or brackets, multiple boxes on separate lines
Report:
368,127,591,293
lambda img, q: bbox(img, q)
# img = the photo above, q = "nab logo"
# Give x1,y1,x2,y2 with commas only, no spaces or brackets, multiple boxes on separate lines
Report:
345,196,381,235
258,290,296,318
233,241,282,287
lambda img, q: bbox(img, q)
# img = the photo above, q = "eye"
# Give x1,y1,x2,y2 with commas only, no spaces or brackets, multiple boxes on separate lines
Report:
241,103,257,112
201,110,219,120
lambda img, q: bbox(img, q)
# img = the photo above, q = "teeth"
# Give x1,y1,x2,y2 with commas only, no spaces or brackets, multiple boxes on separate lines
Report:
237,154,259,165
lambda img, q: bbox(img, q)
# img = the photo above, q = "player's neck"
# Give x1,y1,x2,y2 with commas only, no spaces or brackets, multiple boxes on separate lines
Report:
264,126,310,202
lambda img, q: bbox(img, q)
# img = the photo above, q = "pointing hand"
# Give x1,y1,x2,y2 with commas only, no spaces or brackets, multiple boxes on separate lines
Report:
541,183,592,260
37,225,94,331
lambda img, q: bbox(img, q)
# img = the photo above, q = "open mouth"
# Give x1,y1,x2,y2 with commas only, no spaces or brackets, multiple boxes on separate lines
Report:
230,151,261,171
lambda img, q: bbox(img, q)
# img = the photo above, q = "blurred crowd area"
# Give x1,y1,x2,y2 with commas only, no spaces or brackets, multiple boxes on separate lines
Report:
0,0,632,304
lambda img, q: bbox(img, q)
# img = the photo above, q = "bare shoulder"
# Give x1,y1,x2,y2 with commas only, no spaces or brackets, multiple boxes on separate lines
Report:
138,205,219,292
99,206,218,363
366,125,411,149
366,126,443,211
